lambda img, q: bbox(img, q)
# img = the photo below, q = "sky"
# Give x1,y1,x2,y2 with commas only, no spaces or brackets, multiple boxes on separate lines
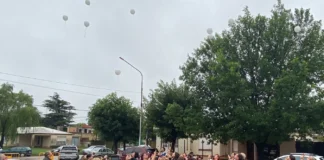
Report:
0,0,322,124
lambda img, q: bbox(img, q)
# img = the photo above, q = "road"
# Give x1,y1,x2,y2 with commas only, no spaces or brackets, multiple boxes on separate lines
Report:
11,156,82,160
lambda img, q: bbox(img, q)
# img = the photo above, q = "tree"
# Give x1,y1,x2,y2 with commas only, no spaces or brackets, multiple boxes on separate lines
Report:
146,80,203,151
88,93,139,154
180,1,324,159
42,93,76,128
0,83,41,147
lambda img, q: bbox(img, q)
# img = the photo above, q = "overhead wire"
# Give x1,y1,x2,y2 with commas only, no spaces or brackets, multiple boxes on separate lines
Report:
0,71,140,94
0,78,140,103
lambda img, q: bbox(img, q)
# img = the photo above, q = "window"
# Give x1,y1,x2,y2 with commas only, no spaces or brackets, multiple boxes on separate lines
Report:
79,129,82,133
88,130,92,133
56,136,67,145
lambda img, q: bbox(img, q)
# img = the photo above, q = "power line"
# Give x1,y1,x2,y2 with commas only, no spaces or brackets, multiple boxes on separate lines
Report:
0,71,140,94
0,78,102,97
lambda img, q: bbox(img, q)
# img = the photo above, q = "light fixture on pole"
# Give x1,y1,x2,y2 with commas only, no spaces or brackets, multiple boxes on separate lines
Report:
119,57,143,146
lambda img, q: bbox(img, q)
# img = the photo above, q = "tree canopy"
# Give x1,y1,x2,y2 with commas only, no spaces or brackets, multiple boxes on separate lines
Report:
180,1,324,159
145,80,203,151
42,93,76,128
0,83,41,147
88,93,139,153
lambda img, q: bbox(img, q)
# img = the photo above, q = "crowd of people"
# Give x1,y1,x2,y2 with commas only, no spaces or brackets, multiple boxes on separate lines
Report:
0,148,316,160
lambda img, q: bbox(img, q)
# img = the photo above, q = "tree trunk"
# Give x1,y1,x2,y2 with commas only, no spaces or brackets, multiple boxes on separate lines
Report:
255,142,265,160
171,138,176,152
0,121,7,148
123,141,126,150
113,140,118,154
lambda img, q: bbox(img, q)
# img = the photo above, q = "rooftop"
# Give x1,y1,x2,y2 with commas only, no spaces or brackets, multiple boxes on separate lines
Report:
17,127,72,135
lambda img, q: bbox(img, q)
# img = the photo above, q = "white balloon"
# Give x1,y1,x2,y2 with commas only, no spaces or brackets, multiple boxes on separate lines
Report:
208,34,214,39
63,15,68,21
85,0,90,5
84,21,90,27
294,26,301,33
207,28,213,35
115,70,121,75
228,19,235,26
130,9,135,15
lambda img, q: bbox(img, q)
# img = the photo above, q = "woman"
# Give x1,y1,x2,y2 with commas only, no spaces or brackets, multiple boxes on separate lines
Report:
213,154,220,160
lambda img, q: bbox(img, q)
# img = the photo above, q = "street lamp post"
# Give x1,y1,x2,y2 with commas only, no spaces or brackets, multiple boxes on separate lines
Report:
119,57,143,146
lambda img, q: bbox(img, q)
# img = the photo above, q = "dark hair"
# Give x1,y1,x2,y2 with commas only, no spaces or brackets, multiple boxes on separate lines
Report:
289,154,295,160
134,152,139,159
237,154,244,160
174,152,180,160
86,154,92,159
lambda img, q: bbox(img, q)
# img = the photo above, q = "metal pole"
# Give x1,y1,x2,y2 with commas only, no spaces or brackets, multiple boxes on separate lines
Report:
119,57,143,146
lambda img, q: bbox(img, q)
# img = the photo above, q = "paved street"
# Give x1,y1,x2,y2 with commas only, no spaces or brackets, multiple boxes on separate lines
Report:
10,156,82,160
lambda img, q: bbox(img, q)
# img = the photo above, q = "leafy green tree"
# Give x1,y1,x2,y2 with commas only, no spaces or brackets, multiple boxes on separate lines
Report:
88,93,139,153
0,83,41,147
42,93,76,128
180,1,324,159
146,80,203,151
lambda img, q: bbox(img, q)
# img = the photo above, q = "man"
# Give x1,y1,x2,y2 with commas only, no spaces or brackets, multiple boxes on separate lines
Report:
0,154,7,160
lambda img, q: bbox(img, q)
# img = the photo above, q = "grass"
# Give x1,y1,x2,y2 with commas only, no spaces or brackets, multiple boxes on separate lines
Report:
32,148,50,156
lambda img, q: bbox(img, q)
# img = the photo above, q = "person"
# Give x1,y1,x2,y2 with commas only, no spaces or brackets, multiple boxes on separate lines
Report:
43,152,51,160
49,151,54,160
0,154,7,160
131,152,139,160
301,154,315,160
87,154,93,160
287,154,295,160
213,154,220,160
102,155,108,160
171,152,180,160
81,153,88,160
233,153,244,160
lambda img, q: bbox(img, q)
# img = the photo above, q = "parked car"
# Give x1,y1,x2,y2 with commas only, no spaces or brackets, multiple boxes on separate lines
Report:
52,146,63,153
82,145,106,155
59,145,79,160
0,147,32,157
92,148,114,157
274,153,324,160
120,146,155,160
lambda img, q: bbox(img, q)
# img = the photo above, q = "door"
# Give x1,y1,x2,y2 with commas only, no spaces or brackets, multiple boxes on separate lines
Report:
72,137,79,146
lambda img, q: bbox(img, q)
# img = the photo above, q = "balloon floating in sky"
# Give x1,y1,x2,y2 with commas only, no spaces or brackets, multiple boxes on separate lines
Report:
85,0,90,6
228,19,235,26
294,26,301,33
207,28,213,35
115,70,121,75
130,9,135,15
63,15,68,21
84,21,90,27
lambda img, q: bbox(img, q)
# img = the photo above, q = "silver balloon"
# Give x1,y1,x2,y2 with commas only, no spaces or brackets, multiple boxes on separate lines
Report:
207,28,213,35
63,15,68,21
84,21,90,27
130,9,135,15
294,26,301,33
85,0,90,5
115,70,121,75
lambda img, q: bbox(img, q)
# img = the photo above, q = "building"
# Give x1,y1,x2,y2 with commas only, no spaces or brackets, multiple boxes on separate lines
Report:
65,124,97,146
155,137,295,160
12,127,73,148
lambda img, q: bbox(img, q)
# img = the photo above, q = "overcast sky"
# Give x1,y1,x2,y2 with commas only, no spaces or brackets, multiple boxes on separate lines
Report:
0,0,321,124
